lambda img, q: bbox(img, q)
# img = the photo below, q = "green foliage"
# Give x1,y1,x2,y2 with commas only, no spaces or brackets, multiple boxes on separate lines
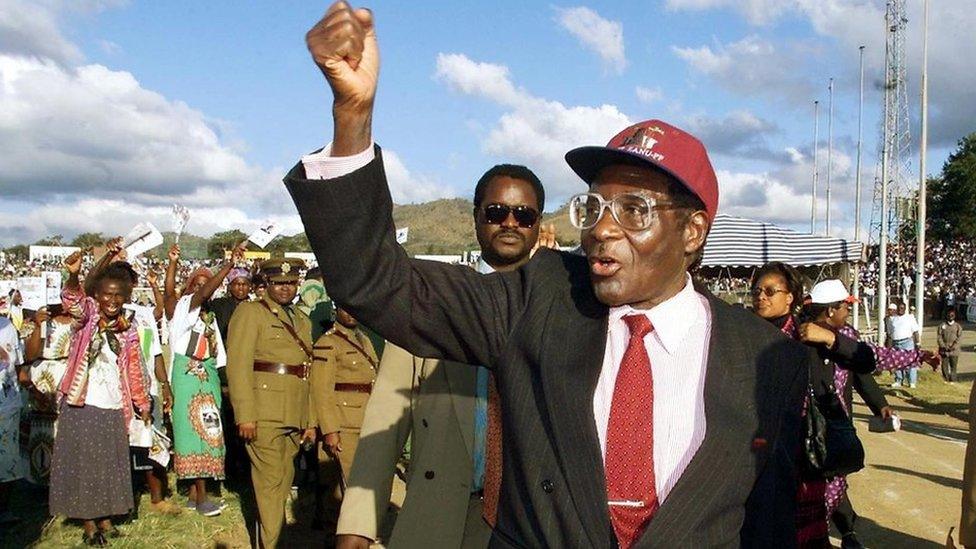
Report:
69,231,104,249
33,234,64,246
928,132,976,240
3,244,28,260
207,229,248,258
267,232,312,256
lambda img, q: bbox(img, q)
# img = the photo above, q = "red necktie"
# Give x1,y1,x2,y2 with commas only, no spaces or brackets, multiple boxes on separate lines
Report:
605,314,658,549
482,373,503,527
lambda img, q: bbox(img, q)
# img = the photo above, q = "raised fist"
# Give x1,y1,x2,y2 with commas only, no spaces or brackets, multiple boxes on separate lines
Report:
64,250,83,274
105,236,124,254
306,2,379,116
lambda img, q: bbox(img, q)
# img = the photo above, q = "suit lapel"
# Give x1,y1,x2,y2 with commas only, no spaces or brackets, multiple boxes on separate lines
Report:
541,289,614,547
636,295,757,545
443,359,477,460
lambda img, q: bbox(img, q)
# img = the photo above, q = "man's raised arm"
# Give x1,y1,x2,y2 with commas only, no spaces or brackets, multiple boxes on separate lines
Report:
284,2,527,370
306,1,378,157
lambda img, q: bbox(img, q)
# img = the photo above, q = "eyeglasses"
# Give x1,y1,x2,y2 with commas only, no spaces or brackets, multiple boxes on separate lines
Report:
481,204,540,228
750,287,790,298
568,192,674,232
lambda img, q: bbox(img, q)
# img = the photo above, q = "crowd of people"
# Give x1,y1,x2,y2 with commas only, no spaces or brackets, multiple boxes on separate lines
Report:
0,3,973,548
859,238,976,322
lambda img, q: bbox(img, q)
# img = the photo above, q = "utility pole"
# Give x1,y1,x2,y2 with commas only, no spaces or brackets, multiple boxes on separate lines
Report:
826,78,834,235
878,25,891,344
915,0,929,327
853,45,866,329
811,100,820,234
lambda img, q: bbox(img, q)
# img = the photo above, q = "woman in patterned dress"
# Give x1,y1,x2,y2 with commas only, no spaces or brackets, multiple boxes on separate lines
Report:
797,279,940,548
23,305,73,485
164,243,245,517
50,252,150,546
750,266,939,548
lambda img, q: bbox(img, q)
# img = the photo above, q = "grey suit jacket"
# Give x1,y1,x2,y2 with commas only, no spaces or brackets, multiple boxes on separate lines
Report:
285,148,813,548
337,342,487,547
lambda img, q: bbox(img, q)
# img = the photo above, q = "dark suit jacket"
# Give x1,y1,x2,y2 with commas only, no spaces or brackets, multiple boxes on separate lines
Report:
284,148,818,548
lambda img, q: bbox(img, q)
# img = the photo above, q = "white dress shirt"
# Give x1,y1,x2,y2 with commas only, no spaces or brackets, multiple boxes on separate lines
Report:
301,145,713,504
594,275,711,503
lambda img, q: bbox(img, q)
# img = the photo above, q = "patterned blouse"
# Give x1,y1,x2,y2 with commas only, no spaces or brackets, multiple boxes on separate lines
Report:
59,285,149,424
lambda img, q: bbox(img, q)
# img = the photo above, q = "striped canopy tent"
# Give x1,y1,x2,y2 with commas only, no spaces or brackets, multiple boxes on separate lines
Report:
701,214,864,268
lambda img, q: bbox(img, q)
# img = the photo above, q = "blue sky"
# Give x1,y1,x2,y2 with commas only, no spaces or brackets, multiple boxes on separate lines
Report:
1,0,972,246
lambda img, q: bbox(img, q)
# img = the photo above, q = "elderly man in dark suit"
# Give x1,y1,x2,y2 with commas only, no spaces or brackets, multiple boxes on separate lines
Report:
285,3,817,547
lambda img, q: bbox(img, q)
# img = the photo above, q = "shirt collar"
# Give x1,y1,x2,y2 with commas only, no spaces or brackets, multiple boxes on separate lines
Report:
609,274,700,356
476,257,496,275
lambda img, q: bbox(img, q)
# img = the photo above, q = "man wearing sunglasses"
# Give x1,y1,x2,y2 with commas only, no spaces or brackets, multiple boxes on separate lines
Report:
332,164,544,548
286,3,813,547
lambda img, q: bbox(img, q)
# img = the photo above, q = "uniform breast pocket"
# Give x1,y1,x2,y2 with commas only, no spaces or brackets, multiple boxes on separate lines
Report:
263,325,285,344
253,375,286,423
335,392,369,430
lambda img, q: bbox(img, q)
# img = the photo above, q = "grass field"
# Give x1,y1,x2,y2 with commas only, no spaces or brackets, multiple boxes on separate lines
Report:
6,481,254,549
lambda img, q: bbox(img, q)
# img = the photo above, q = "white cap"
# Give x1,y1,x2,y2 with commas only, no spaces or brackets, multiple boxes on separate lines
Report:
809,279,859,305
887,303,898,310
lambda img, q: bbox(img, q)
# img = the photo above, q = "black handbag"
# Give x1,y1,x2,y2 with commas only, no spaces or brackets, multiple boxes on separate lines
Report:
803,382,865,478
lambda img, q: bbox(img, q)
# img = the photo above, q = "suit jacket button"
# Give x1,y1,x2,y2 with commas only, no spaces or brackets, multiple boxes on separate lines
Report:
541,479,554,493
425,470,435,480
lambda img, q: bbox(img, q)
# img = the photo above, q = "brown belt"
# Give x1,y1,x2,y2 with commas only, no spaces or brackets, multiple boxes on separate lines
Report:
253,361,309,380
334,382,373,394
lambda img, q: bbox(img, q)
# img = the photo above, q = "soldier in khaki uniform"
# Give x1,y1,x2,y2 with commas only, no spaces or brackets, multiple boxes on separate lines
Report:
309,307,379,535
226,258,315,548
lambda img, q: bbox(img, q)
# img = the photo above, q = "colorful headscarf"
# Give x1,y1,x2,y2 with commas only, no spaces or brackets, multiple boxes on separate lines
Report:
228,268,251,283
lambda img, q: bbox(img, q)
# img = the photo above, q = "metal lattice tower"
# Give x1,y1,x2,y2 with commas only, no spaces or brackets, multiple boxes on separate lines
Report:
869,0,914,339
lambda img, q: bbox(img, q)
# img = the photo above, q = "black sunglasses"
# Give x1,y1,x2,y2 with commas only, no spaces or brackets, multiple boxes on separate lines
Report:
750,287,790,298
481,204,540,228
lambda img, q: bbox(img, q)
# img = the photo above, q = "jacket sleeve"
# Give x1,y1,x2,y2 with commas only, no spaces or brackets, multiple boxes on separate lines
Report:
741,342,807,547
226,303,259,424
852,372,888,416
336,343,416,541
284,148,526,371
310,344,341,434
826,332,877,374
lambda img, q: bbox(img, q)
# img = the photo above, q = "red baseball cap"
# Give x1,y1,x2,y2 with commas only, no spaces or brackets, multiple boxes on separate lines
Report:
565,119,719,222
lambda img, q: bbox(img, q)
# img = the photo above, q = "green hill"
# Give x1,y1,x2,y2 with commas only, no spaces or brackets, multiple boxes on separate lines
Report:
5,200,581,261
391,199,579,255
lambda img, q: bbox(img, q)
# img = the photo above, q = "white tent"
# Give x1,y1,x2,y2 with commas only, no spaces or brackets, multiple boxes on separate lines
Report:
701,214,863,268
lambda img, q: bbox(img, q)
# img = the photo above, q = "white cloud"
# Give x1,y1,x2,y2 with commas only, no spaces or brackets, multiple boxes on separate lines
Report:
635,86,663,104
671,35,816,103
664,0,793,25
436,52,631,204
0,0,448,246
0,55,266,202
383,150,457,204
553,6,626,75
0,0,126,65
718,169,814,224
683,110,779,157
666,0,976,147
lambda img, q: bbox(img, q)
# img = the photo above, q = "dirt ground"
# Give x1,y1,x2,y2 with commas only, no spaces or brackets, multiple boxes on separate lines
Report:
840,392,965,547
